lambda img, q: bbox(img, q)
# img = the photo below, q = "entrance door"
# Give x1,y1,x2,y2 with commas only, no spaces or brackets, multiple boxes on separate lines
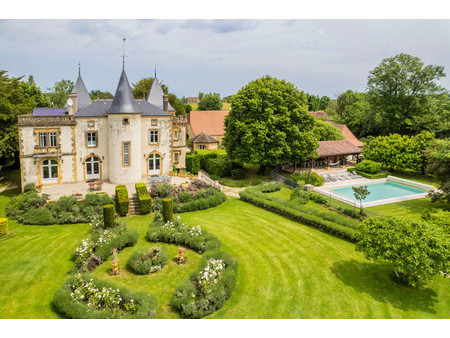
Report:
41,159,59,183
85,156,100,180
148,153,161,176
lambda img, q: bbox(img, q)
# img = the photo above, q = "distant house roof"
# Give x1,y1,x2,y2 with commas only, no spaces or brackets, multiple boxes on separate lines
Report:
331,123,364,147
33,108,66,116
188,110,230,137
75,99,171,117
317,140,363,157
192,131,219,144
308,111,330,119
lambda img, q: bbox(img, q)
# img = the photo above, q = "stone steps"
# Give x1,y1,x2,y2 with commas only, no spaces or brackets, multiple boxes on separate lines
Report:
127,194,141,216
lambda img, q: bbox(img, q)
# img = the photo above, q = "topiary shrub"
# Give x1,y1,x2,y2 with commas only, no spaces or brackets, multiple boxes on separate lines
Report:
127,247,168,275
135,183,152,215
172,250,238,318
356,160,382,174
0,218,8,237
231,168,246,180
186,155,201,174
115,185,129,217
53,274,157,319
103,204,115,228
23,183,36,193
162,198,173,222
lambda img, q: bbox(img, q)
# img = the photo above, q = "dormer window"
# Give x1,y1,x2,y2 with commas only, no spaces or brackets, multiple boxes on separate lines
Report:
123,118,129,125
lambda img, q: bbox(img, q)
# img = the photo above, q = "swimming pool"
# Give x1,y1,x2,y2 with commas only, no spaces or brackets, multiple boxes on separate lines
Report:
315,176,434,207
329,181,428,203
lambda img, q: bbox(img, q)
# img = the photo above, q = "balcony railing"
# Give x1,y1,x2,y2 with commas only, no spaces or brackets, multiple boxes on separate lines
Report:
17,114,76,126
34,145,61,155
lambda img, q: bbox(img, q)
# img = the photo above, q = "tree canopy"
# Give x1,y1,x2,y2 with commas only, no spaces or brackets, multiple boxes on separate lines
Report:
363,131,435,173
223,76,318,167
90,90,114,100
0,71,49,166
356,216,450,288
426,138,450,203
311,119,344,141
307,93,331,111
46,79,74,108
197,93,223,111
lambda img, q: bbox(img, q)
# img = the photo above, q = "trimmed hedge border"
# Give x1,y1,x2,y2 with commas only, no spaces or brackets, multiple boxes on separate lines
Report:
347,167,389,179
240,188,359,241
135,183,152,214
115,185,129,216
172,250,238,319
53,274,157,319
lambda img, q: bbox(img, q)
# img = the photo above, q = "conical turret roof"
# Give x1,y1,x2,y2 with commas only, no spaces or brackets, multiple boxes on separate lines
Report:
146,78,165,110
70,73,92,111
108,69,142,114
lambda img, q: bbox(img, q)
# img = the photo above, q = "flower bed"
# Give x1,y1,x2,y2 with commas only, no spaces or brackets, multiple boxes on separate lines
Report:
146,214,220,253
172,250,238,318
127,247,168,274
6,192,114,225
152,182,226,213
73,217,138,271
53,274,157,319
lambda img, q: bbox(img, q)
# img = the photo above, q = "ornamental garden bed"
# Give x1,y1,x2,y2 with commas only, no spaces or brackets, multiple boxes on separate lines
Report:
53,274,157,319
172,250,238,319
151,181,226,213
127,247,168,274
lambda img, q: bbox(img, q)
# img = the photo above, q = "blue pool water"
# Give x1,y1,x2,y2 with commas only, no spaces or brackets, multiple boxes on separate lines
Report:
328,181,428,203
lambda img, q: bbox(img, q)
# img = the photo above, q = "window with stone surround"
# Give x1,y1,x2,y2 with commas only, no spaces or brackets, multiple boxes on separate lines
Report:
86,131,97,147
123,142,131,166
149,130,159,144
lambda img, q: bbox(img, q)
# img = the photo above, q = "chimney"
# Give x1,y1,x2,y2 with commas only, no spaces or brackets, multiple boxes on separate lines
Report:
163,94,169,112
67,93,77,116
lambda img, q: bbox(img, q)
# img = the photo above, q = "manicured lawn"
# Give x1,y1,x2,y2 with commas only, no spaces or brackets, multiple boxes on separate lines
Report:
0,189,448,318
367,198,450,220
219,164,270,187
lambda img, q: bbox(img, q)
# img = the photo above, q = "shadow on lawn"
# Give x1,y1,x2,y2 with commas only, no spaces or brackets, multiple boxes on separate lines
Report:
331,260,438,314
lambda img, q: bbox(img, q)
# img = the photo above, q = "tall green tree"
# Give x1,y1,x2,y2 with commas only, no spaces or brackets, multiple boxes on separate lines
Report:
426,138,450,203
89,90,113,100
198,93,223,110
356,216,450,288
223,76,318,170
367,53,447,135
0,71,47,166
46,79,74,107
312,119,344,141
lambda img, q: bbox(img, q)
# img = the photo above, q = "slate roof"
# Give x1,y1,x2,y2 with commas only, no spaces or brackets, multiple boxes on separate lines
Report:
33,108,66,116
107,69,142,114
146,78,174,111
317,140,363,157
187,110,230,137
332,123,364,147
192,131,219,143
75,99,171,117
70,73,92,111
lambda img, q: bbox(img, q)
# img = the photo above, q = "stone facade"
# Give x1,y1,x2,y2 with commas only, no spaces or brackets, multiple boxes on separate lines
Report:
17,69,187,190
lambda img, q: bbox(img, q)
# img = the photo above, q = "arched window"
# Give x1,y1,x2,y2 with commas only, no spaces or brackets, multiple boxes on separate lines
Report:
85,156,100,180
148,153,161,175
41,159,59,183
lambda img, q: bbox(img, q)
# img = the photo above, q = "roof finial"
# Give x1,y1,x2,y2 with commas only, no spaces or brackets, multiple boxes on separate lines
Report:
154,66,157,80
122,36,126,70
78,62,81,76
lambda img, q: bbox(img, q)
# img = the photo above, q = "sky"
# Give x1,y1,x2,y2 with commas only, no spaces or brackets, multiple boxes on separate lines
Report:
1,19,450,99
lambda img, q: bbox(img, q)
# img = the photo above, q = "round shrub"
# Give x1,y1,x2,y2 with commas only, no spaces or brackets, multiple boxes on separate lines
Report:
103,204,115,228
19,208,56,225
231,168,246,180
0,218,8,237
356,160,382,174
162,198,173,222
127,247,168,274
23,183,36,193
